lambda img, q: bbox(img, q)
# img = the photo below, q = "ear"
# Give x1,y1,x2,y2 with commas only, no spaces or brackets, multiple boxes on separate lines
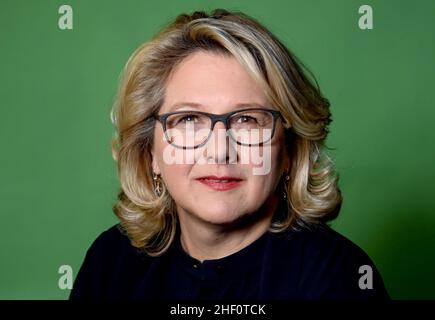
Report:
151,148,161,175
282,151,291,175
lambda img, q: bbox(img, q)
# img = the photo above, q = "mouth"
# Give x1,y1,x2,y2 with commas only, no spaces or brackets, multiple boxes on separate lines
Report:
196,176,244,191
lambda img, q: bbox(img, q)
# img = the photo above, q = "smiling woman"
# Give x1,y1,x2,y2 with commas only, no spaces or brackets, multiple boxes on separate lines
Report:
69,8,389,300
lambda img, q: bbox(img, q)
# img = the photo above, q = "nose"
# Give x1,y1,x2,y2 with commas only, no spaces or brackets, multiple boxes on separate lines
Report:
205,120,237,164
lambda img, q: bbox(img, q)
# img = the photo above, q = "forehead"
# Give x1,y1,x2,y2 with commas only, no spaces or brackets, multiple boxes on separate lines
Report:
161,50,268,114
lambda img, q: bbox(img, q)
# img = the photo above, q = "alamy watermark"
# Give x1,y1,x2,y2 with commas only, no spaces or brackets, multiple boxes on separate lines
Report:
161,128,272,175
58,264,73,290
358,5,373,30
58,5,73,30
358,265,374,290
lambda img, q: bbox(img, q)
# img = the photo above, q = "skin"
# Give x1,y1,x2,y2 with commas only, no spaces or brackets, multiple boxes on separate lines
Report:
152,50,289,261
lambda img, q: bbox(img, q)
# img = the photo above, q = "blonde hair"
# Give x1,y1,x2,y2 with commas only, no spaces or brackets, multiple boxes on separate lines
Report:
110,9,342,256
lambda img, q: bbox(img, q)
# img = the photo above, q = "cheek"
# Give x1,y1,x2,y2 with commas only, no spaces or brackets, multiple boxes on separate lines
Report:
239,145,284,204
155,145,192,188
243,142,284,180
247,166,279,195
271,148,287,186
153,130,191,186
161,166,191,192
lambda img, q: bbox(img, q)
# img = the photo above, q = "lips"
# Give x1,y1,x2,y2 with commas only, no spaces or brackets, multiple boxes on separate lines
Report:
196,176,243,191
197,176,242,182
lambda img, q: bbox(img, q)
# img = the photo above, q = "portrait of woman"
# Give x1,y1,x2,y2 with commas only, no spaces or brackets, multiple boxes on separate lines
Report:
69,8,389,300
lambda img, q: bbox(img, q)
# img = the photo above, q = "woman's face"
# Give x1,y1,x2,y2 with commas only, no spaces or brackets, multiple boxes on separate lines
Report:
152,50,289,226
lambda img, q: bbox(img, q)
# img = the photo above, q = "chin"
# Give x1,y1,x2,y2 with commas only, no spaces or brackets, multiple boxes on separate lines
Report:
195,206,244,226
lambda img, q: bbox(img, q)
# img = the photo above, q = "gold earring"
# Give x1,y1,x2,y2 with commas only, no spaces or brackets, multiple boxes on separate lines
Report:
153,173,162,196
282,173,290,199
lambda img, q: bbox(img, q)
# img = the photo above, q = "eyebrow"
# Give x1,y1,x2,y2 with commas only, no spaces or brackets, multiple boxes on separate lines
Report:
167,102,271,113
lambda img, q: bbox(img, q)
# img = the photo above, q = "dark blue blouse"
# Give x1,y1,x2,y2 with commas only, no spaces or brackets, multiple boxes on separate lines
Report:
69,219,389,300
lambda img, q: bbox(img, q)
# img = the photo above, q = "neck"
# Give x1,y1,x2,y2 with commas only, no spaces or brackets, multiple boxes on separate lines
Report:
177,195,278,262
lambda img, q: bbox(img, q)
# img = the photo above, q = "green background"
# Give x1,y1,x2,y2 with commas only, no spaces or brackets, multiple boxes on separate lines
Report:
1,0,434,299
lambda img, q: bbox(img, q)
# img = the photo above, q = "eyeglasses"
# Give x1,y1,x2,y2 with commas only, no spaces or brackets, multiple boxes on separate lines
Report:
151,108,286,149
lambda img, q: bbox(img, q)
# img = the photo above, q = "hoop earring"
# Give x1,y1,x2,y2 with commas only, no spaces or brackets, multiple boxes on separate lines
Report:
153,173,162,196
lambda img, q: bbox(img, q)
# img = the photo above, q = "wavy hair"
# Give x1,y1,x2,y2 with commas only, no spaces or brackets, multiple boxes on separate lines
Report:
110,8,342,256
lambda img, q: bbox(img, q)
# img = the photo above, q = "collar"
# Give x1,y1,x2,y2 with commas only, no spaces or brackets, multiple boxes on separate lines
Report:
171,228,271,280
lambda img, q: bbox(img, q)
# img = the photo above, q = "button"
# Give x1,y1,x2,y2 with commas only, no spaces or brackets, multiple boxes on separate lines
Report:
193,264,199,269
215,265,224,273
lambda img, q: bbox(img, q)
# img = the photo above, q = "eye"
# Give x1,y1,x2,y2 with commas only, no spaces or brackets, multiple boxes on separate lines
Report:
235,115,258,123
177,114,198,124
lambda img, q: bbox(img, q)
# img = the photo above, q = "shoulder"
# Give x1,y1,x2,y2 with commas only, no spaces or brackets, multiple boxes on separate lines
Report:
89,223,133,251
81,224,142,261
69,223,148,299
267,223,390,299
271,223,373,262
82,223,150,266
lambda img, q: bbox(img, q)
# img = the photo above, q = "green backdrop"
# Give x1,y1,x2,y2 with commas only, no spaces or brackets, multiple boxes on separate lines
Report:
1,0,434,300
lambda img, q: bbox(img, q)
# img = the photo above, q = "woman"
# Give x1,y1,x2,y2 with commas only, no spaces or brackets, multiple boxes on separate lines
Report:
70,9,389,300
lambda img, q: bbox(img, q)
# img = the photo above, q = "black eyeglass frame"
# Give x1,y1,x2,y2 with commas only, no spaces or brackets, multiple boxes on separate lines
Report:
150,107,287,149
